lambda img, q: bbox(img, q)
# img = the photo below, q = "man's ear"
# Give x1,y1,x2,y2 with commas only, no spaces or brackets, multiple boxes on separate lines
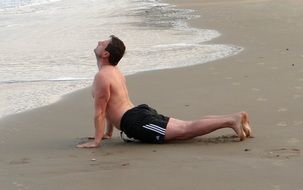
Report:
103,51,110,58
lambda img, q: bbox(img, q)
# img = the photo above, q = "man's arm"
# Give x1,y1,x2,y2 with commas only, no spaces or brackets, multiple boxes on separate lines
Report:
77,72,110,148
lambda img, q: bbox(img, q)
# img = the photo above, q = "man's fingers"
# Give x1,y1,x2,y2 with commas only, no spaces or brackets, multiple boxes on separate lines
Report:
102,133,112,140
102,135,110,140
76,144,87,148
76,141,99,148
76,143,91,148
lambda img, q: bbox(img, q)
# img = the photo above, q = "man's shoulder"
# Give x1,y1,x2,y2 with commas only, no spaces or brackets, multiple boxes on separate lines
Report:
94,70,110,85
94,66,117,84
94,71,105,80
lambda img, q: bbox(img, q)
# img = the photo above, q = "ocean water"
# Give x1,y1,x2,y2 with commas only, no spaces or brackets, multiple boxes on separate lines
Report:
0,0,242,118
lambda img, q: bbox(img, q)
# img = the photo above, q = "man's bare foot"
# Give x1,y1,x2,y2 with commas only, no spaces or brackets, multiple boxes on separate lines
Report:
240,112,252,137
204,112,252,140
232,113,246,141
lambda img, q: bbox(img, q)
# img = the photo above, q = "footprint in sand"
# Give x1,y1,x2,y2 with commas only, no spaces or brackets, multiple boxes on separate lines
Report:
232,82,240,86
264,148,300,160
270,66,279,70
13,181,28,190
287,138,300,145
252,88,261,92
277,107,288,112
0,135,7,144
293,94,302,99
273,185,281,190
293,121,303,126
89,161,130,170
9,158,30,165
257,97,268,102
276,122,287,127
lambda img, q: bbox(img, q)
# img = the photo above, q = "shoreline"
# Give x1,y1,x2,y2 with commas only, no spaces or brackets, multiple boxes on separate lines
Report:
0,0,241,119
1,0,303,189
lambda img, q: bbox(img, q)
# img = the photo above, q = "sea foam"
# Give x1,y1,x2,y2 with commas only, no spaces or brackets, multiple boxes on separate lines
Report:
0,0,242,118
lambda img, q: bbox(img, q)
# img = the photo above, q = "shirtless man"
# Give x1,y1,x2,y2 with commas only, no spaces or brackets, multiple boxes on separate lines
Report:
76,35,252,148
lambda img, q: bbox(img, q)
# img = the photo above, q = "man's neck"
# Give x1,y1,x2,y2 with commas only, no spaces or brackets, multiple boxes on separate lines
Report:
97,59,111,70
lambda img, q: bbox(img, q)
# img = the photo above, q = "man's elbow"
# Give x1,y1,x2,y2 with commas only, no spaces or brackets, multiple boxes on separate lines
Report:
94,111,105,120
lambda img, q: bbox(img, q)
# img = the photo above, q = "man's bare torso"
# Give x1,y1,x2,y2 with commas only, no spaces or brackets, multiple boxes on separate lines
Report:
92,65,134,129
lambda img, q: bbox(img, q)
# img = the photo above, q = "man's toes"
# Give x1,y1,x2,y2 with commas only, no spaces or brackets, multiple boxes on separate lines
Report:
239,129,246,141
243,124,252,137
240,112,252,137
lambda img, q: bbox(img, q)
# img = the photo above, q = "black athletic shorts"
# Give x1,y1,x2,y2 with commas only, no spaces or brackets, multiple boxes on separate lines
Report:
120,104,170,144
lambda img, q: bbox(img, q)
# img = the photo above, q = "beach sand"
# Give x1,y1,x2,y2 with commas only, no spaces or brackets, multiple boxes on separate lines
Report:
1,0,303,189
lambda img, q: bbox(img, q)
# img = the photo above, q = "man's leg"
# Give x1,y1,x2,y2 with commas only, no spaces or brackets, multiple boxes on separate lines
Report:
200,113,251,137
164,112,251,141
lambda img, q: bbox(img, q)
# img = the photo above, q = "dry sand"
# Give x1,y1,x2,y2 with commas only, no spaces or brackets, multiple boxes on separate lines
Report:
1,0,303,189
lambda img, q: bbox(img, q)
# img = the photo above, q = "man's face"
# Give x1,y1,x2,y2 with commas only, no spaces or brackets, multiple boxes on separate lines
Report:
94,39,111,58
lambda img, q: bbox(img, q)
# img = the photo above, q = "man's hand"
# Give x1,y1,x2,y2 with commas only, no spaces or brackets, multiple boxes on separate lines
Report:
76,140,100,148
76,133,111,148
102,132,112,140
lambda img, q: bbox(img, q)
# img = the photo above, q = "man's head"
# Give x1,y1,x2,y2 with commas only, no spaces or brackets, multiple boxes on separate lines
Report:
95,35,126,66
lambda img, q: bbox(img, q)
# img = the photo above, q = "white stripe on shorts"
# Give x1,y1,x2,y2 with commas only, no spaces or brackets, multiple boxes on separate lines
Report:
142,124,165,135
147,124,166,133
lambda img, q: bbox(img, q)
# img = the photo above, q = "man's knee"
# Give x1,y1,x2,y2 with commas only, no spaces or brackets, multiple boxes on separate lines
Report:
174,122,192,140
180,126,194,140
165,120,190,140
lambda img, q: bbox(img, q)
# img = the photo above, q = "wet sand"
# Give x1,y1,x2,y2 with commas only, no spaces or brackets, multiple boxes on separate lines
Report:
1,0,303,189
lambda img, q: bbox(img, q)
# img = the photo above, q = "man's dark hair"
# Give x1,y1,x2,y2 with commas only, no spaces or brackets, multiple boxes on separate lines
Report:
105,35,126,66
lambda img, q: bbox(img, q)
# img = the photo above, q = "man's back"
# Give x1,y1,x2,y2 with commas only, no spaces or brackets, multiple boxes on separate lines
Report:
93,65,133,129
